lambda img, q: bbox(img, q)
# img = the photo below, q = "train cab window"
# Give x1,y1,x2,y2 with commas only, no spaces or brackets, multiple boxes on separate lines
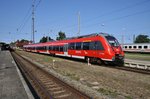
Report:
144,46,148,49
138,46,142,49
133,46,136,49
69,43,75,50
105,36,119,47
83,42,90,50
76,42,82,50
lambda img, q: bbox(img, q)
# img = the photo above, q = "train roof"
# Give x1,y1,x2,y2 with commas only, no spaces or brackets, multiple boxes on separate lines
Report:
65,32,110,40
24,32,111,47
123,43,150,46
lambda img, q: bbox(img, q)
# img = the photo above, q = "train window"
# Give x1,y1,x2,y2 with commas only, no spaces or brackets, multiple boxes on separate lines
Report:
95,41,104,50
144,46,148,49
98,41,104,50
49,46,52,50
36,47,39,50
90,42,96,50
38,47,41,50
90,41,104,50
69,43,75,50
133,46,136,49
56,46,59,51
42,46,45,50
52,46,55,51
76,42,82,50
125,46,127,49
53,46,57,51
105,36,119,47
51,46,53,51
138,46,142,49
44,46,46,50
60,46,63,52
83,42,90,50
129,46,132,49
40,46,45,50
41,47,43,50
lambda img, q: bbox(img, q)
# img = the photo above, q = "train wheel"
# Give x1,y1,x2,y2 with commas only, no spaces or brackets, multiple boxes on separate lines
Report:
97,58,103,65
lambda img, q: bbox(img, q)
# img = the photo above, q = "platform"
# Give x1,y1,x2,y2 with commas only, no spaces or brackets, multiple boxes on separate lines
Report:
0,51,33,99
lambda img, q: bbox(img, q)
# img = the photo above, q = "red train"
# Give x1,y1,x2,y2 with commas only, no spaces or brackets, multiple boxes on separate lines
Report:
24,33,124,65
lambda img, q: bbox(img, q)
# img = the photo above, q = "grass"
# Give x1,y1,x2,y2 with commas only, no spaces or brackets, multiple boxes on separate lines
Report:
98,88,118,98
64,72,80,81
98,88,133,99
125,53,150,61
43,56,53,62
125,96,133,99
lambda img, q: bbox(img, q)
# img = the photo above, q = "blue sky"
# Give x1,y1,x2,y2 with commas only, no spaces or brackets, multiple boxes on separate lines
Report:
0,0,150,44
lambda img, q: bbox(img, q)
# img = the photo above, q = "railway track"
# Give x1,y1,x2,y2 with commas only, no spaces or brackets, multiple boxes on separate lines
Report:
11,52,91,99
115,66,150,75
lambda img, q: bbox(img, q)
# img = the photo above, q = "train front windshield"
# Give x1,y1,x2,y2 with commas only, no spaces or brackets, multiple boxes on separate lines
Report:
105,36,119,47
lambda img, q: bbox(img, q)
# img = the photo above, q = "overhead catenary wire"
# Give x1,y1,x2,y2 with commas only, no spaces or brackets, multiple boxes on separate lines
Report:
17,0,42,33
81,9,150,29
28,0,150,34
49,0,150,31
17,0,149,39
17,6,32,33
83,0,150,23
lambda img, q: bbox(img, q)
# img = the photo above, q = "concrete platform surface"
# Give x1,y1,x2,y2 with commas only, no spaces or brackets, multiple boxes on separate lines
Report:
0,51,33,99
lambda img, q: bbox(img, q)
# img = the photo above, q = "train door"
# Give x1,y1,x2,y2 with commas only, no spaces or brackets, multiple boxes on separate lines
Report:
46,46,49,54
64,44,68,56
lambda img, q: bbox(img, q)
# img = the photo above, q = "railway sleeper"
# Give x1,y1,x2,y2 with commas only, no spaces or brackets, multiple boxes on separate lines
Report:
48,87,63,91
41,80,53,83
52,90,70,97
46,84,58,88
52,90,66,94
44,81,55,85
54,93,71,99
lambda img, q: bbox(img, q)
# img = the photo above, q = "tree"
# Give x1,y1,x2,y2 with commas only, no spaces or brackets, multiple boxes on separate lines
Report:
134,34,150,43
15,39,30,48
39,36,54,43
56,31,66,40
20,39,29,43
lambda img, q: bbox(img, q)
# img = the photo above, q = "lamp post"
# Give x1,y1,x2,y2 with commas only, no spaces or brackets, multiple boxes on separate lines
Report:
101,23,105,33
122,28,126,48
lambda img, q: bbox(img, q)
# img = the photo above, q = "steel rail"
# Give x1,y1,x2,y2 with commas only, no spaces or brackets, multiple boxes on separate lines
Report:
11,51,91,99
